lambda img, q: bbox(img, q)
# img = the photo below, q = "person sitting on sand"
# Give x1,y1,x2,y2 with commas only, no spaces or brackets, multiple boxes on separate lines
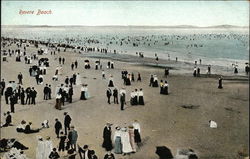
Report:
24,122,40,134
41,120,49,129
16,120,26,132
1,111,13,127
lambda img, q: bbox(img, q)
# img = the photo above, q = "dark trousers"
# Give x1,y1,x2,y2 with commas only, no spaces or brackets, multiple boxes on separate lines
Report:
44,93,49,100
68,95,72,103
26,97,30,104
1,88,4,95
55,129,60,138
107,97,111,104
21,97,25,105
5,95,9,104
114,96,119,104
121,101,124,110
10,104,15,113
31,97,36,105
19,79,23,85
64,124,70,135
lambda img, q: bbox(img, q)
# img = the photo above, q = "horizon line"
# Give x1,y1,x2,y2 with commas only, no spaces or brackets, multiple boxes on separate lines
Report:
1,24,249,28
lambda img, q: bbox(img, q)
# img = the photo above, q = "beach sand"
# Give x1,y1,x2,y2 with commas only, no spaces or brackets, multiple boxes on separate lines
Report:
0,44,249,159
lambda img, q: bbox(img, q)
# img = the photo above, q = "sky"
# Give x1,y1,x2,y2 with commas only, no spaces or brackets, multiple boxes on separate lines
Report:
1,1,249,26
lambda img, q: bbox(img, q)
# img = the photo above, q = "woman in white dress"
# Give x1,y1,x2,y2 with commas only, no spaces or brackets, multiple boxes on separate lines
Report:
76,73,81,85
36,136,45,159
121,127,133,155
44,137,53,159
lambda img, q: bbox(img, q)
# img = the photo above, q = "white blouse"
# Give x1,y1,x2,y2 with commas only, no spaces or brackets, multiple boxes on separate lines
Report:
138,91,143,96
132,122,141,133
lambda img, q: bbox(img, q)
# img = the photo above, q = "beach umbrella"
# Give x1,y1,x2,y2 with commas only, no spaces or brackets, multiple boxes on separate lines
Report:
155,146,173,159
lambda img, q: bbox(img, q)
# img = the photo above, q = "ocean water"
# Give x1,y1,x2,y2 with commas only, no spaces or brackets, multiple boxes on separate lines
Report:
1,26,249,68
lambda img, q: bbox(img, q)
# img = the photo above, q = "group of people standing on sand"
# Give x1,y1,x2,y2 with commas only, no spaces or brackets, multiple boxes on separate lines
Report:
106,88,119,104
102,120,142,156
3,80,37,113
55,84,74,110
130,88,144,105
122,71,142,85
149,74,159,87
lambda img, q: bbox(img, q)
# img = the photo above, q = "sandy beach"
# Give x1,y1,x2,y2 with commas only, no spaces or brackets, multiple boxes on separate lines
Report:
0,40,249,159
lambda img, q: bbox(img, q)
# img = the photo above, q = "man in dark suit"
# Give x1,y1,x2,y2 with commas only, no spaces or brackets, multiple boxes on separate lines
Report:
120,93,125,111
68,86,73,103
43,84,49,100
78,145,91,159
106,88,112,104
5,86,13,104
54,118,62,138
25,87,31,105
17,72,23,85
113,88,119,104
64,112,71,135
10,95,15,113
30,87,37,105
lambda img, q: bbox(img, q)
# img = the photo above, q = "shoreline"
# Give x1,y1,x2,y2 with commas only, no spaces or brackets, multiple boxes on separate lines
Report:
2,36,249,77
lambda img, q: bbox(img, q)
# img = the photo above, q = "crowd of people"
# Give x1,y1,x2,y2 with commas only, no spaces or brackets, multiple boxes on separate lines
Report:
0,32,248,159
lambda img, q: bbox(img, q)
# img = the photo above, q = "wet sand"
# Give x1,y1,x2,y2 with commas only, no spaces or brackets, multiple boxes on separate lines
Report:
0,43,249,159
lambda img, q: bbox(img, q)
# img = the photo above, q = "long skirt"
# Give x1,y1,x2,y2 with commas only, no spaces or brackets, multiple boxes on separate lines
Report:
160,87,164,94
55,99,62,110
153,81,159,87
102,137,113,151
163,87,168,95
114,137,122,154
125,79,131,86
80,91,86,100
108,80,114,87
139,96,144,105
134,96,138,105
134,129,141,143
